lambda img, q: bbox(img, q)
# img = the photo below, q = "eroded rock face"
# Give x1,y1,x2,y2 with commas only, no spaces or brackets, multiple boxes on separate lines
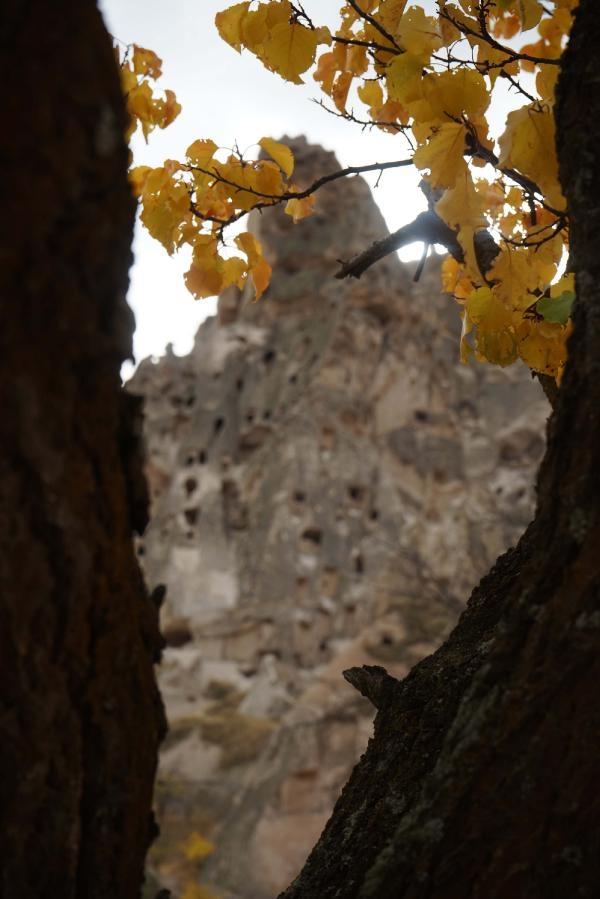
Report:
129,138,548,898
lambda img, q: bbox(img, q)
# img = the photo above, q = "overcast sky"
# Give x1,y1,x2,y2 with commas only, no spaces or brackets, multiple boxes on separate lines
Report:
98,0,519,369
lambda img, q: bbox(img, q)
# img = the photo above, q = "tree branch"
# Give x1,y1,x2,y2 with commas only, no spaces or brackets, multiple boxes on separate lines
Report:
346,0,402,52
335,210,464,279
189,158,414,230
439,6,561,67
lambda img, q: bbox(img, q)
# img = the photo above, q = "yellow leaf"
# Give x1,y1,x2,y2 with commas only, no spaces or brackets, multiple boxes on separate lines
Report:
235,232,272,299
250,255,272,299
120,63,137,95
129,165,152,198
182,831,215,862
420,68,489,125
385,52,423,105
186,139,219,168
221,255,248,289
466,287,505,327
498,104,565,210
435,168,486,231
162,90,182,128
132,45,162,78
516,318,566,377
181,884,220,899
378,0,409,34
140,176,190,255
313,50,338,94
285,194,315,222
261,20,319,83
215,1,251,51
253,160,286,196
332,71,353,112
346,44,369,77
441,255,473,299
466,286,517,366
185,260,224,300
413,123,468,189
487,246,538,308
259,137,294,177
358,80,383,108
127,81,154,138
550,272,574,299
397,6,443,59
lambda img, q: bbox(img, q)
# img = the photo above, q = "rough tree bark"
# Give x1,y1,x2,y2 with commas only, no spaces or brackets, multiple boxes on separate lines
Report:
0,3,164,898
280,3,600,897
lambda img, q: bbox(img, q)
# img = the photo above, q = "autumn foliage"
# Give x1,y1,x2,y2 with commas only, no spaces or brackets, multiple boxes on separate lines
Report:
118,0,576,381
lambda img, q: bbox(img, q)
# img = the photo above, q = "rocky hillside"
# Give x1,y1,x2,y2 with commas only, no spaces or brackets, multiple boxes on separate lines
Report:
128,138,548,898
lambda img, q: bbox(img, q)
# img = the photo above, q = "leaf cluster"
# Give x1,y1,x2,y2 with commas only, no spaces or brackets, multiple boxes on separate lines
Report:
122,0,579,381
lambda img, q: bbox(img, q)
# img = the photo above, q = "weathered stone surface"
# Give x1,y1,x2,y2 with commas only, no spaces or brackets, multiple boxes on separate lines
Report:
128,138,548,897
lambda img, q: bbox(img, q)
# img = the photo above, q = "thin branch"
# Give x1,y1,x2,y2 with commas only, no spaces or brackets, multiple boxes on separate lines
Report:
191,157,413,204
413,242,430,282
189,157,414,231
346,0,403,52
332,33,396,57
311,97,404,132
499,69,539,104
439,7,561,67
465,126,565,218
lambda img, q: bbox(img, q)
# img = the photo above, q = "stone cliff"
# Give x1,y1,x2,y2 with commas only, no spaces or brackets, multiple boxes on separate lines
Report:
128,138,548,898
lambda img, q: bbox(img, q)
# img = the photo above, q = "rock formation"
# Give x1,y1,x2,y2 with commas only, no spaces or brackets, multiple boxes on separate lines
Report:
128,138,548,898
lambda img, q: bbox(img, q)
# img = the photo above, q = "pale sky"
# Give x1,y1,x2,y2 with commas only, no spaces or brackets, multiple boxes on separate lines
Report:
98,0,522,369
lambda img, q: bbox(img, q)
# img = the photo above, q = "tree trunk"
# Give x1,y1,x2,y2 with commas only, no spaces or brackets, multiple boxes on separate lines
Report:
280,3,600,897
0,3,164,898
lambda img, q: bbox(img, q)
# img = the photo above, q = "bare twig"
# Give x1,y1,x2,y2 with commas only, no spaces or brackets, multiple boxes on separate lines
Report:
346,0,403,52
439,6,561,67
189,157,414,230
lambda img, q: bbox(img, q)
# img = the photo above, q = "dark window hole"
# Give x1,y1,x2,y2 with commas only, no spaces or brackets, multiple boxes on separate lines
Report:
263,349,276,364
236,377,244,392
184,508,199,526
354,554,364,574
348,485,365,502
369,509,379,521
293,491,306,503
289,373,298,384
199,450,207,464
184,478,197,497
246,411,255,423
214,416,225,435
263,410,272,421
302,528,322,546
414,409,429,422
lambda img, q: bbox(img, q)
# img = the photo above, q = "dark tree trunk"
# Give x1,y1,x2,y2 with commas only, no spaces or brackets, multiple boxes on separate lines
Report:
0,3,164,898
280,3,600,897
